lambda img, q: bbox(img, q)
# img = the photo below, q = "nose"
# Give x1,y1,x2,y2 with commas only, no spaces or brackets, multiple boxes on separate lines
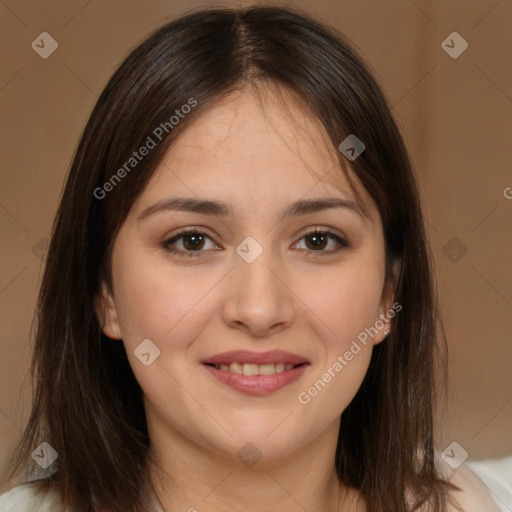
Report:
221,243,295,338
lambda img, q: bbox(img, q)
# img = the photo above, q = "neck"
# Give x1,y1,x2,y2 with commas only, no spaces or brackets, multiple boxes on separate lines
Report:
147,416,356,512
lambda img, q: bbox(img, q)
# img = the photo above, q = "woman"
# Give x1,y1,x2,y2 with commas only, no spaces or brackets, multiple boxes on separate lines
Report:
1,5,498,512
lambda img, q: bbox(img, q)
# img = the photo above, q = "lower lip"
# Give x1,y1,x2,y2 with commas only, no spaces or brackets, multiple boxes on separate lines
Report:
202,364,309,395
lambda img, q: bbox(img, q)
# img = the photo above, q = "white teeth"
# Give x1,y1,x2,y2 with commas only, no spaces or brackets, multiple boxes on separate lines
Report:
258,363,275,375
212,362,300,375
229,362,243,374
243,363,259,376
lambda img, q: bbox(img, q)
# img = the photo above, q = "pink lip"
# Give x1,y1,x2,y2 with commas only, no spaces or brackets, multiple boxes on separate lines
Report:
203,363,309,395
202,350,309,366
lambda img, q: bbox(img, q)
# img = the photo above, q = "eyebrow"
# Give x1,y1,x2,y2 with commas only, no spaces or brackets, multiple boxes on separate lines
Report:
137,196,369,222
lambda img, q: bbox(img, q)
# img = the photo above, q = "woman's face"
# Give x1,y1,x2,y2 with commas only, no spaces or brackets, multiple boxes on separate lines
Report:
98,87,396,463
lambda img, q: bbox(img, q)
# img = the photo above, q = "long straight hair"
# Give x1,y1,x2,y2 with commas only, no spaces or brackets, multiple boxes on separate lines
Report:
9,6,455,511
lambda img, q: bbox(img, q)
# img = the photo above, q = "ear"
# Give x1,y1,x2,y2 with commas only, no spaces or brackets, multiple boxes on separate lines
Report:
94,281,122,340
373,258,401,345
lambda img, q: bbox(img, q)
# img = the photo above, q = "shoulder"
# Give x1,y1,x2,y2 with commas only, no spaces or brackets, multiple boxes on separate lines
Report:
444,463,501,512
0,481,64,512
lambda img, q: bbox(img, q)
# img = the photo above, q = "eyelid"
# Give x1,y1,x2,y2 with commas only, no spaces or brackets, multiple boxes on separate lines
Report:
165,226,217,241
296,225,348,244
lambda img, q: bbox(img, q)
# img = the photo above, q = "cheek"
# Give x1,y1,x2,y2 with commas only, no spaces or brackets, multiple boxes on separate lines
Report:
295,259,385,347
112,250,217,353
111,259,217,413
292,260,383,411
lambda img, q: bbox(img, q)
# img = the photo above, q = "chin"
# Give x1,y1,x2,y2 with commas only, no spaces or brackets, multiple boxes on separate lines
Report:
213,422,313,463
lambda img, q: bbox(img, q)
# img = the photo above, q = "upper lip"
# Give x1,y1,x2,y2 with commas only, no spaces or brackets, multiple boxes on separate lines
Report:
202,350,309,366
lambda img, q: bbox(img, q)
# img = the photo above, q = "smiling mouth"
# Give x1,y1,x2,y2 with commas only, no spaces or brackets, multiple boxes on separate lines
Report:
204,362,307,376
202,350,310,394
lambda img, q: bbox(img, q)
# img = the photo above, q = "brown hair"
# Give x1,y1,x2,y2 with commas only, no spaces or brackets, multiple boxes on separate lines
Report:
9,5,457,511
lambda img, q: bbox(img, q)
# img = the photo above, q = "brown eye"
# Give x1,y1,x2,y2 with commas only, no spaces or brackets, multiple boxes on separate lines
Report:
181,232,207,250
304,232,329,250
295,229,348,255
162,229,219,257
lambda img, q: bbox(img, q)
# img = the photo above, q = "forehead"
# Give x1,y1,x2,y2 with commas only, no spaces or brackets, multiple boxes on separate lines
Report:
135,86,379,221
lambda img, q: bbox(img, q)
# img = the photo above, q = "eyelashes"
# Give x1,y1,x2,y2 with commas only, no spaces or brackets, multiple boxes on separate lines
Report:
161,227,349,258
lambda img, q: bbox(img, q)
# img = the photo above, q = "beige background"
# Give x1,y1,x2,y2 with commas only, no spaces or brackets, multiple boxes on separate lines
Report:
1,0,511,493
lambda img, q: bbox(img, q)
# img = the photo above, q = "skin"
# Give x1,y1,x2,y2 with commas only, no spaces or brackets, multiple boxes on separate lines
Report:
95,86,496,511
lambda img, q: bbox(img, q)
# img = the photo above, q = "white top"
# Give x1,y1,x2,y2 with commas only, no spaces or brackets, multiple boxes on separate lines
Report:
0,481,62,512
467,456,512,512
